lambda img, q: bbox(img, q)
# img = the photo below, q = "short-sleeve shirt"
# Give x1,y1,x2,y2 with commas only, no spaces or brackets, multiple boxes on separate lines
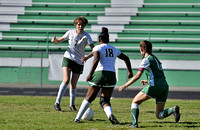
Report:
62,30,93,65
93,43,121,72
139,55,166,86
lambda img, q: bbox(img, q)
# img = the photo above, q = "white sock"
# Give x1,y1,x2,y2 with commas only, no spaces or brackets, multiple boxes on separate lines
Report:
104,106,113,118
131,103,139,109
55,82,67,104
70,88,77,106
75,99,90,120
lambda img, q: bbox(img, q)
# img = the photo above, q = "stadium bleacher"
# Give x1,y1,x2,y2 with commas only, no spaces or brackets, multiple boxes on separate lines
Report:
0,0,200,52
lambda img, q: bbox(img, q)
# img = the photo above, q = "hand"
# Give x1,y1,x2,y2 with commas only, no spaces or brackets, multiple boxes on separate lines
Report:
86,74,92,82
118,85,127,92
51,35,58,44
141,80,148,85
81,56,88,63
128,72,133,79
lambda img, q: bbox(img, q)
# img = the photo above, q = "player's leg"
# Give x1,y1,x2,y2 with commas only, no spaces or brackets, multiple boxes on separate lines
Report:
101,87,119,125
156,84,180,123
74,86,100,122
54,67,71,111
130,91,151,128
69,72,80,111
156,103,180,123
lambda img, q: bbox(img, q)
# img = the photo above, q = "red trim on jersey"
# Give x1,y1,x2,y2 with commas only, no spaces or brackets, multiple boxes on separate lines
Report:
139,67,144,72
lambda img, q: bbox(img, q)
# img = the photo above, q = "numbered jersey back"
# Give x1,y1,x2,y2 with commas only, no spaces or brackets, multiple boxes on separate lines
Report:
93,43,121,72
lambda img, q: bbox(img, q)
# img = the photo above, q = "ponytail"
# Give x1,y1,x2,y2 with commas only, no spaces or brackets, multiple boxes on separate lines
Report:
98,27,109,43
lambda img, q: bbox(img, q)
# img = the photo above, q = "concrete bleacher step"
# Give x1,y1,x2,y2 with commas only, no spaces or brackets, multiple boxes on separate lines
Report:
0,15,18,23
17,15,98,24
0,24,10,31
9,23,91,32
0,7,25,15
97,16,131,24
105,8,138,16
25,7,105,16
1,31,117,42
124,25,200,33
0,0,32,6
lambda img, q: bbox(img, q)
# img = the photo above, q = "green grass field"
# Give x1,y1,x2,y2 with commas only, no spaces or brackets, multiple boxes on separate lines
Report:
0,96,200,129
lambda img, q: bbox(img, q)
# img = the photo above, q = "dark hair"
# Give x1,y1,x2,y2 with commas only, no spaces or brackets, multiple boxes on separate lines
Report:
140,40,152,54
98,27,109,43
140,40,161,63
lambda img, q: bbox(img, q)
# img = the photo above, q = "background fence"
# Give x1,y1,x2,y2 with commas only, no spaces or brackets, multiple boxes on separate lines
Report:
1,50,200,89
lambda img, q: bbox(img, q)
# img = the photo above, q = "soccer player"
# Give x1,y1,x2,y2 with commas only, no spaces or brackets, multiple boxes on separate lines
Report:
74,27,133,124
118,40,180,128
51,16,94,111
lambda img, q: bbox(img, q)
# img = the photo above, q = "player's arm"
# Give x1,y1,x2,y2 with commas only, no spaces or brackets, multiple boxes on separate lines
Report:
86,51,99,82
117,53,133,78
118,70,143,92
81,44,95,62
51,35,65,44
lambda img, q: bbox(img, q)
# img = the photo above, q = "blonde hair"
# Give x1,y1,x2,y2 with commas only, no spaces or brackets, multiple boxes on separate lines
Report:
74,16,88,26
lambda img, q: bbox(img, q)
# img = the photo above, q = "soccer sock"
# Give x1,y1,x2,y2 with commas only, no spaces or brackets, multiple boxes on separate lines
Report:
75,99,90,120
159,107,173,119
70,88,77,106
131,103,139,126
104,106,113,118
55,82,67,104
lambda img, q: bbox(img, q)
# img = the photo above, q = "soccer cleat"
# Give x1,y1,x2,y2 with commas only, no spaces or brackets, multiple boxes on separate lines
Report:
173,106,180,123
108,114,120,125
129,124,138,128
74,119,80,123
54,103,61,111
70,105,77,111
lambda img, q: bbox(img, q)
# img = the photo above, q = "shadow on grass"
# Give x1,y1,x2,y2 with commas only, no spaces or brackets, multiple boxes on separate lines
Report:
179,121,200,128
150,121,200,128
94,119,106,122
119,122,132,126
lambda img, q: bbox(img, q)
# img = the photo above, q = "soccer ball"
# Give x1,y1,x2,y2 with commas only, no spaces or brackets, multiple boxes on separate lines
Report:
81,108,94,120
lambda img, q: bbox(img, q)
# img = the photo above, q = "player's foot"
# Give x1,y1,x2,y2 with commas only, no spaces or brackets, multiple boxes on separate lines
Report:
70,105,77,111
74,119,80,123
54,103,61,111
173,106,180,123
108,114,120,125
129,124,138,128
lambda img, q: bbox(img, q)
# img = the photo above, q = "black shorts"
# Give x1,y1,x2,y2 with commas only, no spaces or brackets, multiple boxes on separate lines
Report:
62,57,83,74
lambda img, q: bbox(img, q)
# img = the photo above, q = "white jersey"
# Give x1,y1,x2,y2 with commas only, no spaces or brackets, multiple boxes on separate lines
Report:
93,43,121,72
62,30,93,65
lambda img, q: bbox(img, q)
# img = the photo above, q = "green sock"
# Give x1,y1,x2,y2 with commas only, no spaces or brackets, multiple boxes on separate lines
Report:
159,107,173,119
131,103,139,126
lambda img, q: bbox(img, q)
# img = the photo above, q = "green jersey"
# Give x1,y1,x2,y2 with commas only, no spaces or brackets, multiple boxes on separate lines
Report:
139,55,166,86
140,55,169,103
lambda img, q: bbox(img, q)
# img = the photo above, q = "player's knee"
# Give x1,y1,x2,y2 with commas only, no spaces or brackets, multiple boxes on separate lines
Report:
85,94,96,103
63,79,70,85
99,96,111,108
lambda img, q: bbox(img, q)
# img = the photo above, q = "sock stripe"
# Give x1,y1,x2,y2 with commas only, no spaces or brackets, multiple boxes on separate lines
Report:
131,103,139,109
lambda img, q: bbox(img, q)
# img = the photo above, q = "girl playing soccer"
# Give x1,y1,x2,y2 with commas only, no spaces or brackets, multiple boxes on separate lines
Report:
118,40,180,128
74,27,133,124
51,16,94,111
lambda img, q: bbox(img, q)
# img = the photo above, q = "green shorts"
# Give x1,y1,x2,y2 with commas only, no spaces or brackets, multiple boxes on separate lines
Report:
62,57,83,74
141,80,169,103
88,71,116,87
